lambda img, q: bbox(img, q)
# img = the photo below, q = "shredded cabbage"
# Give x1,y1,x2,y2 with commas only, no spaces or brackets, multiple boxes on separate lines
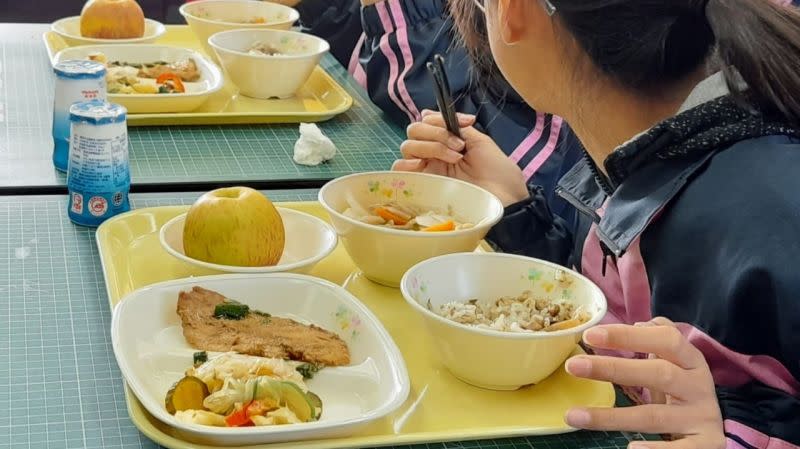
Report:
204,376,294,415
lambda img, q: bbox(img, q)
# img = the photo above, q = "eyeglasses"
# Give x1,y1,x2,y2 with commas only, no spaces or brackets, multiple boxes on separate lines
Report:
473,0,557,17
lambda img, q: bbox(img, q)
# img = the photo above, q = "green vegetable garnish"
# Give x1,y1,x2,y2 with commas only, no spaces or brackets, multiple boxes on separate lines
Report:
213,301,250,320
296,363,321,380
193,351,208,367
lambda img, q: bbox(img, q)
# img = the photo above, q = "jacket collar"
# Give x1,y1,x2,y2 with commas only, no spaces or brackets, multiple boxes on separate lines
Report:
603,72,730,188
557,74,800,257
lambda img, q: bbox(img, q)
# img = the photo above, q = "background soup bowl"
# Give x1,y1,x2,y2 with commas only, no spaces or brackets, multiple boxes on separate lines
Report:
179,0,299,59
401,252,607,390
209,29,329,99
319,172,504,287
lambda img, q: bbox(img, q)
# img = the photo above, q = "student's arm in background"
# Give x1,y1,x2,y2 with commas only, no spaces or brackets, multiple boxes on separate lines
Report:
290,0,362,67
355,0,583,223
355,0,542,151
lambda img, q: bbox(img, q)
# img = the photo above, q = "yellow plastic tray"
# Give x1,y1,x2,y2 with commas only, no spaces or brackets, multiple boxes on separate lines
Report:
95,202,615,449
43,27,353,126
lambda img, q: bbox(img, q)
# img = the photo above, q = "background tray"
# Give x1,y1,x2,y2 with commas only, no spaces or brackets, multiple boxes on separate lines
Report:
43,27,353,125
95,201,616,449
2,24,404,190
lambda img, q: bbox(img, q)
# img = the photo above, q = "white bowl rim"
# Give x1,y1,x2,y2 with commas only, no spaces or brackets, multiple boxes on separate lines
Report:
318,171,505,238
51,44,224,99
179,0,300,28
110,272,412,437
208,28,330,61
159,207,338,273
399,252,608,340
51,16,166,43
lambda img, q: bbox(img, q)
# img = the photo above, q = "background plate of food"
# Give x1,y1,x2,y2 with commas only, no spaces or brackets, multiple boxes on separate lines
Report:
111,273,410,446
52,44,223,113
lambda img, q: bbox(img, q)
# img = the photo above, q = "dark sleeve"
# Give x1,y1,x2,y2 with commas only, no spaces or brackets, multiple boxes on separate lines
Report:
486,185,574,266
358,0,538,152
296,0,362,66
641,139,800,447
717,384,800,449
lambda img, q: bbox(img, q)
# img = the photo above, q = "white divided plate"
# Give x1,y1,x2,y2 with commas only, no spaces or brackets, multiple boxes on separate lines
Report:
159,208,338,274
111,273,411,446
52,44,223,114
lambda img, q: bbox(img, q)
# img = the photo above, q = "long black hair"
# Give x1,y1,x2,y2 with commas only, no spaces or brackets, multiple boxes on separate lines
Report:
451,0,800,125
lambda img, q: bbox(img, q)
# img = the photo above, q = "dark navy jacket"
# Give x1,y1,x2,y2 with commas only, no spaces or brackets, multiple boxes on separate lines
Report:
297,0,582,223
487,76,800,447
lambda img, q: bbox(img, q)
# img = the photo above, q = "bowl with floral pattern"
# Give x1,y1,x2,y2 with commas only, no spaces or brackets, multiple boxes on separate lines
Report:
318,172,504,287
400,252,607,390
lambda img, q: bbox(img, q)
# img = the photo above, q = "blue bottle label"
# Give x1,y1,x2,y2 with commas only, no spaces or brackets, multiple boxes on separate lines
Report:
68,191,131,227
67,123,130,227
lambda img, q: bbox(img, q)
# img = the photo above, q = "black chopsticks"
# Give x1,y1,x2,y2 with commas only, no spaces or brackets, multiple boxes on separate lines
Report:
426,54,463,140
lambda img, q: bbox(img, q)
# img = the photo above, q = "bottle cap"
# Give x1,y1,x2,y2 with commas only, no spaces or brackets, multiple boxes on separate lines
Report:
69,100,127,125
53,60,106,80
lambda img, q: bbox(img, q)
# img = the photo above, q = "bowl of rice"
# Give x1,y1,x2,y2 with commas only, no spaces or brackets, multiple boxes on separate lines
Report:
400,252,607,390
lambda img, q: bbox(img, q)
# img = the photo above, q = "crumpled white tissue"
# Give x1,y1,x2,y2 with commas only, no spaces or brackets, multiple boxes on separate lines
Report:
293,123,337,166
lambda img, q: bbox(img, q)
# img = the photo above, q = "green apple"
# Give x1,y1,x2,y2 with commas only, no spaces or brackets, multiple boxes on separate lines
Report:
183,187,285,267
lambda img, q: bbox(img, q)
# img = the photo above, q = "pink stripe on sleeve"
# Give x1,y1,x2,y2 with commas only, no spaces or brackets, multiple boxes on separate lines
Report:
726,438,750,449
725,420,800,449
522,115,563,180
679,324,800,396
509,112,546,163
348,33,368,89
388,0,422,122
376,2,415,122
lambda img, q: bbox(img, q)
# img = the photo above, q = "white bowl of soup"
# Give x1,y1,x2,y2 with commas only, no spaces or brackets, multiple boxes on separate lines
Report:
208,29,329,99
401,252,607,390
179,0,299,60
318,172,504,287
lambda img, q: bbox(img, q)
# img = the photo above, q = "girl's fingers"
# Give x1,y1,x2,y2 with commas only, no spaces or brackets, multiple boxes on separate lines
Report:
423,159,450,177
565,356,696,399
565,404,699,434
391,159,426,172
647,353,668,404
421,114,446,126
420,111,476,127
649,317,676,327
400,140,464,164
582,324,703,370
421,108,436,117
407,122,465,150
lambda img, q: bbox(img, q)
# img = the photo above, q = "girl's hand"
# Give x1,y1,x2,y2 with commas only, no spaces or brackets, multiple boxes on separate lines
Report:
565,317,725,449
392,110,529,207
